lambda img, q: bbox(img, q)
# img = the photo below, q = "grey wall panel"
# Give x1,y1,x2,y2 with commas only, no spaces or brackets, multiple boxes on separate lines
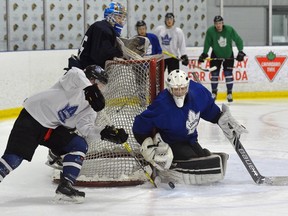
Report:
7,0,44,51
215,0,288,6
44,0,84,50
0,1,7,51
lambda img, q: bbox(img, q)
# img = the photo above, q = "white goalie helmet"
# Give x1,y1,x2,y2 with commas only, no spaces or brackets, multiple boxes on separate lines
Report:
166,69,190,108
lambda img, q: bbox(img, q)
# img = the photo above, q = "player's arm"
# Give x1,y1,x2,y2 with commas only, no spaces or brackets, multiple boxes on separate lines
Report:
89,29,122,64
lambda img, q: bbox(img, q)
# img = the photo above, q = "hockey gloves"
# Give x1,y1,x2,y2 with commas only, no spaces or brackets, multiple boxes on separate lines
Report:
140,133,173,171
198,53,208,63
180,54,189,66
100,125,128,144
218,104,248,144
236,51,246,62
84,84,105,112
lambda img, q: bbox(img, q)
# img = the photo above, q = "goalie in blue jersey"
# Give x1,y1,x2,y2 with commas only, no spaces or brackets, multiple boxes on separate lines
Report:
132,69,247,184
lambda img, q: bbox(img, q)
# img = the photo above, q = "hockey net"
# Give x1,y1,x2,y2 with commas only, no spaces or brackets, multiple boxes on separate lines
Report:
53,55,164,187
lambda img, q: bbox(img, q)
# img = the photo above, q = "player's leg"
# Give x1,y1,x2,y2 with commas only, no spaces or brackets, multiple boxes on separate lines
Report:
0,154,23,182
0,109,44,182
223,57,235,102
159,140,228,185
159,153,229,185
170,140,211,160
165,58,179,74
209,54,222,100
44,126,88,202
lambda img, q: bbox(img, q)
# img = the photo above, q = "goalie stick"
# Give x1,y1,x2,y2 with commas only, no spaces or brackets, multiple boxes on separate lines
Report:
100,111,158,188
101,111,175,189
232,133,288,186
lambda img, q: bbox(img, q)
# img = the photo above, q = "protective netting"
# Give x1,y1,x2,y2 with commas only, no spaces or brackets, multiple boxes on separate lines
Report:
54,56,164,187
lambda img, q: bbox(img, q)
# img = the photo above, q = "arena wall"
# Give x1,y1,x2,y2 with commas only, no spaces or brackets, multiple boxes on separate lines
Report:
0,47,287,120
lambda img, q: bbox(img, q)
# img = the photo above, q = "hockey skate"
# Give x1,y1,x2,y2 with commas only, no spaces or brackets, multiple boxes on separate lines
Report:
227,93,233,103
55,173,85,204
211,89,217,101
45,149,63,170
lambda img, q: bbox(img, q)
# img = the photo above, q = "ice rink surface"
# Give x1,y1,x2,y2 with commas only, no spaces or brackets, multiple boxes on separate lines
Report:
1,99,288,216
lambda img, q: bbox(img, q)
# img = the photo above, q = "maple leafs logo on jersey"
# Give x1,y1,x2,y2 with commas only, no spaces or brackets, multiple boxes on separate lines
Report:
218,36,227,47
161,34,172,46
186,110,200,135
58,103,78,123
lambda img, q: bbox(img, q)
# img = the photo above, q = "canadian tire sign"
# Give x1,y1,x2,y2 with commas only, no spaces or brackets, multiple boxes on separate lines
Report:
255,51,287,82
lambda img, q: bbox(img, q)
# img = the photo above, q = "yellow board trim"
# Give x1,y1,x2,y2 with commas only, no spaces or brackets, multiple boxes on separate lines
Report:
1,91,288,121
216,91,288,100
0,107,23,121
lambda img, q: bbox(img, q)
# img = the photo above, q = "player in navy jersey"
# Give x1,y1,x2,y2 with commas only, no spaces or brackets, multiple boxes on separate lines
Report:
0,65,128,203
135,20,162,55
133,69,247,184
75,2,127,69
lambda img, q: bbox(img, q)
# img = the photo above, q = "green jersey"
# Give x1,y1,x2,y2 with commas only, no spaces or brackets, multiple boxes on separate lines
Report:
203,25,243,58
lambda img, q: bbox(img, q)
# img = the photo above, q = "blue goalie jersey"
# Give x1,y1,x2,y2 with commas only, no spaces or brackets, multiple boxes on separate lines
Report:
133,80,221,145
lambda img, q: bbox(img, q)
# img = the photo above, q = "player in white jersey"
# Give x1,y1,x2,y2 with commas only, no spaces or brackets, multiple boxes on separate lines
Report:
154,13,189,73
0,65,128,203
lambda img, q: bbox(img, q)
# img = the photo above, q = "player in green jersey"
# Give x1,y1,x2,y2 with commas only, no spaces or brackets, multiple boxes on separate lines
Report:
198,16,246,102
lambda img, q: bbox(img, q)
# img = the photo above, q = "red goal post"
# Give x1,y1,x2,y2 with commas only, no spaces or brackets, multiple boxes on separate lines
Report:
52,55,164,187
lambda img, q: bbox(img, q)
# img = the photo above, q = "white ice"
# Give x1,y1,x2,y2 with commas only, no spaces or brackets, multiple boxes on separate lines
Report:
1,99,288,216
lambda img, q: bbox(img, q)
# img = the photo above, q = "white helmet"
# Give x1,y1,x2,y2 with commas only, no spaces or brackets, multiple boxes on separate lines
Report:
166,69,189,108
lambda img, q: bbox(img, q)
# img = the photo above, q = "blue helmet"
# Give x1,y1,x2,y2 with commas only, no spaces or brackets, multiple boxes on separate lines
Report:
104,2,126,36
104,2,126,19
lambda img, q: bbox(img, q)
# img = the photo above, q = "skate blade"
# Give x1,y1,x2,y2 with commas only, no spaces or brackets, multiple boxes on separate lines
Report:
45,161,63,170
53,193,85,204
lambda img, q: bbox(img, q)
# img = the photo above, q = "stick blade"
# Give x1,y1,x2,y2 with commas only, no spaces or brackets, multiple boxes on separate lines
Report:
264,176,288,186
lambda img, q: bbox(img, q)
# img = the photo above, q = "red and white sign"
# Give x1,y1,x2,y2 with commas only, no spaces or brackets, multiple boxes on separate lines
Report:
255,52,287,82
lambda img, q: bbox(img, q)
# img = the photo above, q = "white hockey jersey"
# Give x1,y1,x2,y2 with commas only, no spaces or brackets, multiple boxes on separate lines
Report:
154,25,186,59
23,67,103,140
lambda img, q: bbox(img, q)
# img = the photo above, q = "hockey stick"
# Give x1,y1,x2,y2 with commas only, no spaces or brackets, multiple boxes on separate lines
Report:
122,142,157,188
232,133,288,186
101,111,157,187
162,50,217,72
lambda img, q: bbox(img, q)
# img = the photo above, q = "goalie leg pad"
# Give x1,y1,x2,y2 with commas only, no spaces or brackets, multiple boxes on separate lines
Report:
158,153,228,185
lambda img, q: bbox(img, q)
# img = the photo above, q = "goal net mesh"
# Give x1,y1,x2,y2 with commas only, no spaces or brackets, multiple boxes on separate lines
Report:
53,56,164,187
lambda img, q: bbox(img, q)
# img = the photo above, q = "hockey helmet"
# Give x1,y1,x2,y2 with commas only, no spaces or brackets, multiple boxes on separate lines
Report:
165,12,175,26
104,2,127,36
165,13,175,19
84,65,108,85
136,20,146,28
166,69,189,108
104,2,126,21
214,15,223,22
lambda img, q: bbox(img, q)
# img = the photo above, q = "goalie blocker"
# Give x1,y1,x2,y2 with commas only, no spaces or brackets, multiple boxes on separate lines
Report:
159,152,229,185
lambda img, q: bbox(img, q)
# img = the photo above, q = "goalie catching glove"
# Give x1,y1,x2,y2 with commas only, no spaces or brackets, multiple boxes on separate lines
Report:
140,133,173,171
218,104,248,143
100,125,128,144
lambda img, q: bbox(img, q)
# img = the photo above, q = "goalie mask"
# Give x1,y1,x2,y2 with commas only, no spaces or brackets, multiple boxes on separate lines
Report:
166,69,189,108
104,2,127,36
